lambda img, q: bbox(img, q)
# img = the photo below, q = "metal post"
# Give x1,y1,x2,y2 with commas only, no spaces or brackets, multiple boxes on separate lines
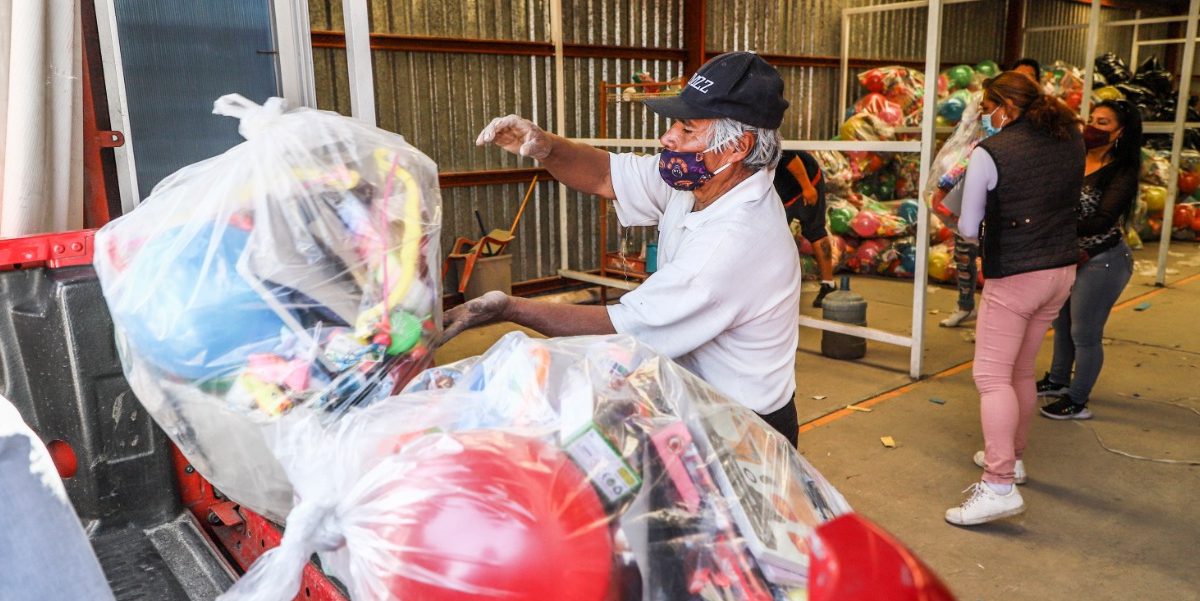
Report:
1080,0,1102,123
839,12,850,124
1156,0,1200,286
92,0,140,211
1130,10,1142,71
271,0,317,109
551,0,570,271
343,0,376,125
910,0,943,380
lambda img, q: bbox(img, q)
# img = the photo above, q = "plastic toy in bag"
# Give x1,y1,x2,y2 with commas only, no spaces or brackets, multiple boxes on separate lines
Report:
1141,184,1168,214
944,65,974,91
854,93,905,126
839,112,894,142
94,95,443,521
1043,61,1084,99
857,66,926,126
925,90,984,229
813,151,855,199
974,60,999,78
827,200,859,235
927,243,955,283
219,332,859,601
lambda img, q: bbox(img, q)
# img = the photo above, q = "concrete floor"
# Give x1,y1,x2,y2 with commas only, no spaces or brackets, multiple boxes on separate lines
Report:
435,240,1200,601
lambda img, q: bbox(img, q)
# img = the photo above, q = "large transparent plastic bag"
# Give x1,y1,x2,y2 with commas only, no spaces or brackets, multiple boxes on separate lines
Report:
220,332,850,601
94,95,442,521
924,90,983,229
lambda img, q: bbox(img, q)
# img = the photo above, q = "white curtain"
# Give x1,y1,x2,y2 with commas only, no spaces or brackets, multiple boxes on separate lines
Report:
0,1,83,237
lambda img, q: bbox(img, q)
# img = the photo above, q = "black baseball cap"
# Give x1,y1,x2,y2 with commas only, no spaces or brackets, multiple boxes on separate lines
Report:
644,52,788,129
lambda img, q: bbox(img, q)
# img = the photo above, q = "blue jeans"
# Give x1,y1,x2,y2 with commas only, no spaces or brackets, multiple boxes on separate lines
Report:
0,398,115,601
953,234,979,311
1048,241,1134,403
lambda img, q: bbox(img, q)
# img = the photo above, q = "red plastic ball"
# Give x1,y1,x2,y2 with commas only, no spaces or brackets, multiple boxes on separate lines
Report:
862,70,886,93
1178,172,1200,196
383,432,613,601
1173,204,1195,230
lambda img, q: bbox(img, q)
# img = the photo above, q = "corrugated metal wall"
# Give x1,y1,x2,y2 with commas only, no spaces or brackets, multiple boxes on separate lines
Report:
313,0,1182,285
1023,0,1175,70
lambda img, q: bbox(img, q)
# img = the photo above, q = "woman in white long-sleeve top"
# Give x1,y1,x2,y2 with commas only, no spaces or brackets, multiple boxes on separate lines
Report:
945,72,1085,527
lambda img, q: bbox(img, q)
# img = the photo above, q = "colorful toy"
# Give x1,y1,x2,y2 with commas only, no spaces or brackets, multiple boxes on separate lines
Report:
1093,86,1125,102
1173,203,1195,230
1179,171,1199,195
828,204,858,235
382,432,613,601
93,94,444,522
946,65,974,90
851,210,883,238
975,60,999,78
1142,185,1168,213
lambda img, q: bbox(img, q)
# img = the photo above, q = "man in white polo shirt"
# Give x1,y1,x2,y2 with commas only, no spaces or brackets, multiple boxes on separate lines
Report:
443,52,802,444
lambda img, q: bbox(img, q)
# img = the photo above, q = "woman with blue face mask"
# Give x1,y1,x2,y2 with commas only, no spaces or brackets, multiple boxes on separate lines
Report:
945,72,1086,527
450,52,805,445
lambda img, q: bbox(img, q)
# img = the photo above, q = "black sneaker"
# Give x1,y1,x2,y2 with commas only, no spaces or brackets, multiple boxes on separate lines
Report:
1040,395,1092,420
813,283,836,308
1036,373,1068,397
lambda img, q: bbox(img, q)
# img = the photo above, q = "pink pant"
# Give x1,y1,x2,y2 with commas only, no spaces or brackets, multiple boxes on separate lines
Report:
973,265,1076,484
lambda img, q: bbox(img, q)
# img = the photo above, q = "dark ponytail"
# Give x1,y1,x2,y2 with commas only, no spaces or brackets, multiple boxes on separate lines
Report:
983,72,1081,140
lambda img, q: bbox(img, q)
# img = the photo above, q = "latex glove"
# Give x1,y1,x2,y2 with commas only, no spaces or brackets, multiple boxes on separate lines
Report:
476,115,551,160
440,291,511,345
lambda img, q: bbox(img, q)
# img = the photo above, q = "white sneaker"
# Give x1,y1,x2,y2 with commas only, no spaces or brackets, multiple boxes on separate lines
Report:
939,309,977,328
945,482,1026,526
973,451,1027,484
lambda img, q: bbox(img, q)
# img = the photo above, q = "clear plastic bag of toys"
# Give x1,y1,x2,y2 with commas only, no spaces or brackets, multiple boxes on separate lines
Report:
1043,60,1084,105
858,66,925,125
925,90,984,229
93,95,442,521
218,332,853,601
814,151,855,199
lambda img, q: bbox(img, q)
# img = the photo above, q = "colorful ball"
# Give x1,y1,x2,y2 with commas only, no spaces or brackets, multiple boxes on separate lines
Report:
384,432,613,601
829,206,856,235
1093,86,1125,102
115,223,290,381
1179,171,1199,195
898,199,920,225
974,60,999,78
946,65,974,90
928,248,952,282
1173,204,1195,230
937,97,966,122
862,70,886,93
1142,185,1168,213
1065,91,1083,111
851,210,883,238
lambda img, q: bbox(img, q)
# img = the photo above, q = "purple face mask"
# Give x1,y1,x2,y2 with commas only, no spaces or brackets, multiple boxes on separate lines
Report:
658,147,731,191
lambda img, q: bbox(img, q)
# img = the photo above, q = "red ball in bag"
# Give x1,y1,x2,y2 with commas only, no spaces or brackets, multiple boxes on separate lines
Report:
385,431,613,601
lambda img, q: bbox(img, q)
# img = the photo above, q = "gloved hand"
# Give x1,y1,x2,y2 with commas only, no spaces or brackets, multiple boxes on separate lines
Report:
476,115,552,160
440,290,511,345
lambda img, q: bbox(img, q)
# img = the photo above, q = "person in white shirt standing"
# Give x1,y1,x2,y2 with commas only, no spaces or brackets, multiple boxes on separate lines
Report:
443,52,802,445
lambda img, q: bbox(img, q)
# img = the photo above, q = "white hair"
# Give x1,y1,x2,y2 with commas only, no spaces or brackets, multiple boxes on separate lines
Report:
706,118,782,172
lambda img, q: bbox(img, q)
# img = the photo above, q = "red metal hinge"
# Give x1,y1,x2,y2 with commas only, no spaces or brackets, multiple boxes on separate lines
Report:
97,130,124,148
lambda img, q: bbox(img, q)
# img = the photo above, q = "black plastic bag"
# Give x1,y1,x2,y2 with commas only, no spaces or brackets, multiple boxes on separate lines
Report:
1095,52,1132,86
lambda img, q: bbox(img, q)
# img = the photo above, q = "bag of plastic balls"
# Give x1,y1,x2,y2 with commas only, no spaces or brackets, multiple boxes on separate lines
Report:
925,90,984,229
94,95,443,521
219,332,855,601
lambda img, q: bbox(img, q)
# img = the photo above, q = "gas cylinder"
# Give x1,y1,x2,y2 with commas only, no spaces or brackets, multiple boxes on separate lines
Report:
821,276,867,360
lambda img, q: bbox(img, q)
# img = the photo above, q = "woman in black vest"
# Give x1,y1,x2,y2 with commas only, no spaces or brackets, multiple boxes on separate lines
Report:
1039,101,1141,419
945,72,1085,526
